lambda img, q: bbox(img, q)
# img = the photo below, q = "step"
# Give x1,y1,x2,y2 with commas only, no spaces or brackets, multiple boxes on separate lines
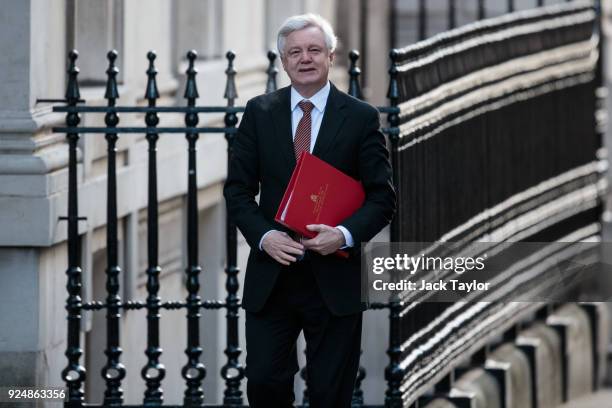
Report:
486,343,533,408
547,304,594,401
421,398,458,408
557,389,612,407
453,368,502,408
516,323,563,408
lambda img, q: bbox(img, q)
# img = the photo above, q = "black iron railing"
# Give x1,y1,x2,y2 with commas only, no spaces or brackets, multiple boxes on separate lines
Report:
384,1,605,406
405,0,576,42
54,47,395,407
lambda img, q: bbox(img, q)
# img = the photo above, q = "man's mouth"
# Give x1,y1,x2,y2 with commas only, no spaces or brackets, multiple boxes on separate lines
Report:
298,68,316,73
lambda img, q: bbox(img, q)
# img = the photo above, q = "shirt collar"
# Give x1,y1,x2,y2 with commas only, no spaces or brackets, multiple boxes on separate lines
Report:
290,81,331,113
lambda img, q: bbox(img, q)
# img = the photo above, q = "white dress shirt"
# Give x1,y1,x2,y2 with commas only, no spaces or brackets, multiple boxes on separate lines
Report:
290,81,330,152
258,82,354,251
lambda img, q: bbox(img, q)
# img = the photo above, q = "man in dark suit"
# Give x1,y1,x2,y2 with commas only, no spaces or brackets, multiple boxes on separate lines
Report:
223,13,395,408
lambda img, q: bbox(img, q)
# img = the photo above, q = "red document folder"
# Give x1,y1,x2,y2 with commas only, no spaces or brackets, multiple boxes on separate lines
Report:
274,152,365,258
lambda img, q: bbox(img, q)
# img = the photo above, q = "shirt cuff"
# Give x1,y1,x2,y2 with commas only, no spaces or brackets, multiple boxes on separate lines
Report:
335,225,354,248
258,230,277,251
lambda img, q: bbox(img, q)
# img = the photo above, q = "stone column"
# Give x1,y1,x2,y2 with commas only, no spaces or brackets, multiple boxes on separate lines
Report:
0,0,69,392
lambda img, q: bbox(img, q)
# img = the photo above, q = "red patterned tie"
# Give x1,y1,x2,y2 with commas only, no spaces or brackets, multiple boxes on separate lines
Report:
294,100,315,160
292,100,315,250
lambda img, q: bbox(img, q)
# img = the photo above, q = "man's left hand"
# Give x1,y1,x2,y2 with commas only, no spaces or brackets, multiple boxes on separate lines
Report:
302,224,345,255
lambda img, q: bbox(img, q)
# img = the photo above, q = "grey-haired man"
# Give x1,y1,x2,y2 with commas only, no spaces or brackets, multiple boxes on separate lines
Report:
224,13,395,407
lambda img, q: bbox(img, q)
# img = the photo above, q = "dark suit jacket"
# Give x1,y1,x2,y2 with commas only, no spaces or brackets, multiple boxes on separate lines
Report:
223,83,396,316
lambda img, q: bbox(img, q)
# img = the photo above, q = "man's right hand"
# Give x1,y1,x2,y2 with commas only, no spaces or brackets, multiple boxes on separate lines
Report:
261,231,305,265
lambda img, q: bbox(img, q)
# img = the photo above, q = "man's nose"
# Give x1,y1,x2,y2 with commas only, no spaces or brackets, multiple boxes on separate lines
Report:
299,50,313,63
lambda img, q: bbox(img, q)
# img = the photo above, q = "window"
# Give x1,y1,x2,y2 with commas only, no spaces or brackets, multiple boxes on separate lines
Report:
66,0,124,85
264,0,304,53
175,0,223,61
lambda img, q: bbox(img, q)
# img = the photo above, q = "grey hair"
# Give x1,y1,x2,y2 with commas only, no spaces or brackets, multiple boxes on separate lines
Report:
277,14,338,56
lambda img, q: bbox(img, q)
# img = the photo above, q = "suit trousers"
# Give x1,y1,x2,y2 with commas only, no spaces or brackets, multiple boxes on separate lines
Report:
245,258,363,408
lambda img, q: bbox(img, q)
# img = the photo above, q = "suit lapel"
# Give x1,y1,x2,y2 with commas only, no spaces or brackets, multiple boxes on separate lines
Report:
271,86,296,171
312,83,347,159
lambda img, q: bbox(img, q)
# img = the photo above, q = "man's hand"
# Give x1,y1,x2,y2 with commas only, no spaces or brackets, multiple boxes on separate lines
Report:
302,224,345,256
261,231,305,265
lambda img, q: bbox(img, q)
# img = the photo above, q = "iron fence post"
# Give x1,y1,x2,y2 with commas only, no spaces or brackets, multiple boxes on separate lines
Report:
102,49,126,407
182,50,206,407
221,50,245,406
141,51,166,406
347,50,367,408
384,49,403,408
61,49,86,408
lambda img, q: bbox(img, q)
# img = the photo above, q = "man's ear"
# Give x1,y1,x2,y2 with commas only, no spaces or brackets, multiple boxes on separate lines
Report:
329,51,335,65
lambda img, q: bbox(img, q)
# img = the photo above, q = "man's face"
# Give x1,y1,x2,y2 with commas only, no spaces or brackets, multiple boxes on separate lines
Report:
281,26,335,93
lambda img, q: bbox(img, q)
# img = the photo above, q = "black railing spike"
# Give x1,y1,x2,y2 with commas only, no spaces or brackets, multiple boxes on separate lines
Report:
384,47,402,407
348,50,363,100
61,49,86,407
184,50,199,100
224,50,238,101
145,51,159,101
102,49,125,407
105,50,120,101
142,49,165,406
265,50,279,94
386,49,400,107
222,49,244,406
386,48,401,247
182,49,205,407
65,50,81,102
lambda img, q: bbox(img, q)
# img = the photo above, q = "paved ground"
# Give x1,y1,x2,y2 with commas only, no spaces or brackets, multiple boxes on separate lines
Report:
558,389,612,407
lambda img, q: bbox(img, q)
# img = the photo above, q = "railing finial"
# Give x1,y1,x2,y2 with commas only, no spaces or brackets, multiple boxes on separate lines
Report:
224,50,238,103
145,51,159,101
265,50,278,94
387,49,400,109
348,49,363,100
65,50,81,102
184,50,199,101
105,50,120,103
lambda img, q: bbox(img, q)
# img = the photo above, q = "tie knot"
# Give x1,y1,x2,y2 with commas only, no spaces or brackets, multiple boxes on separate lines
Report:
298,100,315,114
